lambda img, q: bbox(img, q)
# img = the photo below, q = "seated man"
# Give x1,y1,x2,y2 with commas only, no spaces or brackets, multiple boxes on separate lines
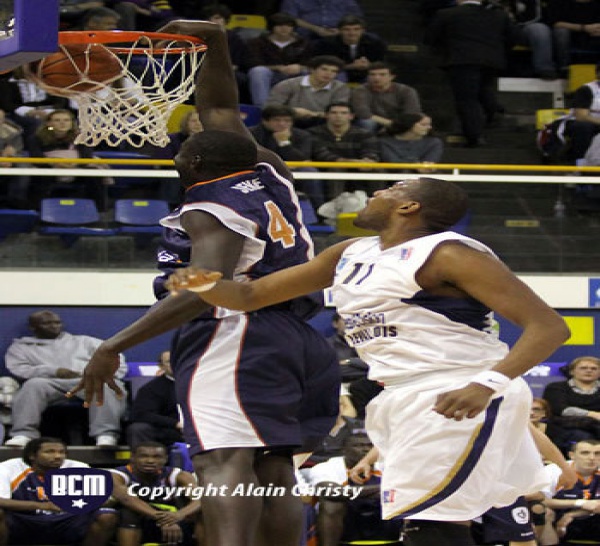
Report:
111,441,202,546
542,439,600,544
249,104,326,207
299,428,402,546
127,351,184,448
350,62,422,133
313,15,387,84
4,310,127,447
542,355,600,451
0,437,117,546
266,55,350,129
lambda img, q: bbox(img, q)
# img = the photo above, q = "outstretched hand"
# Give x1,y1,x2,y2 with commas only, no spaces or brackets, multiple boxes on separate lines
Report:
66,345,124,407
433,383,494,420
166,267,223,295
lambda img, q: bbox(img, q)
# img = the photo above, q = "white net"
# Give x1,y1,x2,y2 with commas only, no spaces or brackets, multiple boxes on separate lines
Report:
26,33,206,148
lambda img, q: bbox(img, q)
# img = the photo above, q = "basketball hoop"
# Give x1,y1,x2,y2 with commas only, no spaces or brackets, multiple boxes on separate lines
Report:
24,30,207,148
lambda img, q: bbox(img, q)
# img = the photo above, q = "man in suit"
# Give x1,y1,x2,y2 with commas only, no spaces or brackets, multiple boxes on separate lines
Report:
426,0,520,147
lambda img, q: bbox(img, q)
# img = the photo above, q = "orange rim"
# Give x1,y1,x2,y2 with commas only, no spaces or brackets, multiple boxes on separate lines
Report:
58,30,207,55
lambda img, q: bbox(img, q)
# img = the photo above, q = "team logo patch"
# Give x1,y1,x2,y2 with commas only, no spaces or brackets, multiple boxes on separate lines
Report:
382,489,396,503
44,468,113,514
511,506,530,525
399,247,413,260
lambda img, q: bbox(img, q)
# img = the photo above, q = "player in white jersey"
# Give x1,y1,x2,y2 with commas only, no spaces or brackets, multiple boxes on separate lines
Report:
147,177,569,546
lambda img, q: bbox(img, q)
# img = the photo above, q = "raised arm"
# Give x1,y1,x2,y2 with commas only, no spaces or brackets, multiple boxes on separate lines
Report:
157,20,294,179
156,20,247,135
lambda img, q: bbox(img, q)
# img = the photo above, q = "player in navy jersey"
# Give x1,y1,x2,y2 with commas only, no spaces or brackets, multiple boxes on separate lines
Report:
543,439,600,542
71,20,339,546
0,437,118,545
111,442,201,546
165,177,570,546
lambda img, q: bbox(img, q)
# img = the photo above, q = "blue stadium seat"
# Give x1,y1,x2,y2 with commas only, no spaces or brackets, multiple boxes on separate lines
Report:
115,198,169,248
114,199,170,235
40,198,117,247
0,209,39,241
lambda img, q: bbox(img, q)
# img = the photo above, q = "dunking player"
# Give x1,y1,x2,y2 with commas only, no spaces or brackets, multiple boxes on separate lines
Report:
166,177,570,546
69,20,339,546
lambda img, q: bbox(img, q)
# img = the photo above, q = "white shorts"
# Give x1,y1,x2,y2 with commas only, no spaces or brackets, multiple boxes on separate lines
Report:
366,374,547,521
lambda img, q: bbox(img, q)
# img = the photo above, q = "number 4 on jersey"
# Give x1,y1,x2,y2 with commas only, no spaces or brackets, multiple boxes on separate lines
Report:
265,200,296,248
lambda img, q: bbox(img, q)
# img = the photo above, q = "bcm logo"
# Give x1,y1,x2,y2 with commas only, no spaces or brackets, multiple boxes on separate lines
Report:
44,468,113,514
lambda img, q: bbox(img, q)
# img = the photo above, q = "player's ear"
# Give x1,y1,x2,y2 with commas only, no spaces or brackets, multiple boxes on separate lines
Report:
397,200,420,214
191,154,202,170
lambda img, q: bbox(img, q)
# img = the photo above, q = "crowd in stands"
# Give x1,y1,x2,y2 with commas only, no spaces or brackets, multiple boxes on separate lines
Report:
4,0,600,212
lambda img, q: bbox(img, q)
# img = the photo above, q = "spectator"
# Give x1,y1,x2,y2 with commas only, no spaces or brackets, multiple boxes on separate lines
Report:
504,0,559,79
378,113,444,167
154,109,202,160
4,310,127,448
548,0,600,71
127,351,184,449
8,67,70,140
564,63,600,163
59,1,106,30
0,108,30,209
266,55,350,128
201,3,251,104
351,62,422,133
80,6,121,30
112,0,175,31
542,439,600,544
529,397,570,453
426,0,519,147
300,428,402,546
279,0,364,39
309,102,379,198
314,15,387,84
110,441,202,546
327,312,381,421
246,12,314,108
0,437,118,546
249,104,326,207
26,109,110,210
543,356,600,450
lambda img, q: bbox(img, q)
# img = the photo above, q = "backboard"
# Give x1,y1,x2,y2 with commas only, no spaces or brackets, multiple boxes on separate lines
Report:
0,0,59,72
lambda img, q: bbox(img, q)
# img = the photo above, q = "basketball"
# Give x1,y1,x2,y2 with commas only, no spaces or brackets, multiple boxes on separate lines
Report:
34,44,122,93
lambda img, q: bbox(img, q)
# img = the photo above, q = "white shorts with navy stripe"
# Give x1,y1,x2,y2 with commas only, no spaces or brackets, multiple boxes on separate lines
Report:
366,373,548,521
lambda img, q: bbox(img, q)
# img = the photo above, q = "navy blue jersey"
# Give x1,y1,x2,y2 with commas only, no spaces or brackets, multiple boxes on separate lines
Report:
554,471,600,506
10,469,72,522
112,465,180,505
157,162,319,318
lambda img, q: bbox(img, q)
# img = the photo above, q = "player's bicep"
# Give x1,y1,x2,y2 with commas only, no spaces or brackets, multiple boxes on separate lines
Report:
199,108,253,138
433,244,558,326
181,210,246,279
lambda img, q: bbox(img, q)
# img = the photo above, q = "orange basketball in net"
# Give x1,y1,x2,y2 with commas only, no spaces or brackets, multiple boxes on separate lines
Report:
34,43,123,93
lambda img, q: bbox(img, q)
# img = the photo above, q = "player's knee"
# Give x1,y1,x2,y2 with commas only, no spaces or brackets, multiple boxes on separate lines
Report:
403,520,476,546
95,510,118,528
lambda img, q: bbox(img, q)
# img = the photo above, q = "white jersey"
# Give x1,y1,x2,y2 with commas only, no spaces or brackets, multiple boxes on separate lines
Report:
330,231,509,385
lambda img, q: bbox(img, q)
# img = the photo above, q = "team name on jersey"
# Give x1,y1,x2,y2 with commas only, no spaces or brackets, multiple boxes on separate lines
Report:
343,312,398,346
231,179,265,193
